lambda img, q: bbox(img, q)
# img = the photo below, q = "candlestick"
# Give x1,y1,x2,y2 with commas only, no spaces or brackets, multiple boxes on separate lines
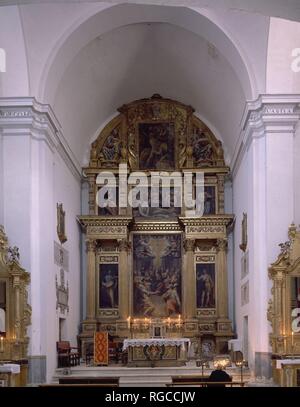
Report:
0,336,4,352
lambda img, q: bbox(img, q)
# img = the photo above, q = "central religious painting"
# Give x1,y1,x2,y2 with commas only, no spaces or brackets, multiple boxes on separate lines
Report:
138,122,175,170
133,234,182,317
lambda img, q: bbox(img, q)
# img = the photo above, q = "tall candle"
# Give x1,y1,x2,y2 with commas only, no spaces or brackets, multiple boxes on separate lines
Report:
127,316,131,329
0,336,3,352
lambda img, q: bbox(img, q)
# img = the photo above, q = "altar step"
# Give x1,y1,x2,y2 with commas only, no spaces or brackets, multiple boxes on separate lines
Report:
53,364,251,387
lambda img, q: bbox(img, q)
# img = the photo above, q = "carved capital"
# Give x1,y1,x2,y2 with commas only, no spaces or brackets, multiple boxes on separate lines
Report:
184,239,195,252
216,238,228,252
13,275,21,289
118,239,130,252
86,239,97,253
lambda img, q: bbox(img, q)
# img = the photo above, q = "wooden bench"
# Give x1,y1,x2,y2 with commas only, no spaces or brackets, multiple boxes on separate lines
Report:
58,377,119,386
168,376,245,387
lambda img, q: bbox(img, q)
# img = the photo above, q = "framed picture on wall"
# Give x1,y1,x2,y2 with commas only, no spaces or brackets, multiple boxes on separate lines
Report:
133,233,182,317
99,263,119,308
138,122,175,170
196,263,216,308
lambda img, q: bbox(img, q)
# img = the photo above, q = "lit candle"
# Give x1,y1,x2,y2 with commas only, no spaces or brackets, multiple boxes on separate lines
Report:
292,331,294,349
0,336,3,352
167,317,171,328
127,316,131,329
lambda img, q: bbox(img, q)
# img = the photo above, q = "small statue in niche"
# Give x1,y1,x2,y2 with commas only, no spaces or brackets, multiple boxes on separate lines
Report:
192,128,213,165
101,128,121,162
57,203,67,245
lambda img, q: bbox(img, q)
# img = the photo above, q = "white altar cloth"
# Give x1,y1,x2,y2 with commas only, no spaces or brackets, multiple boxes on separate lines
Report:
0,364,20,374
123,338,190,351
276,359,300,369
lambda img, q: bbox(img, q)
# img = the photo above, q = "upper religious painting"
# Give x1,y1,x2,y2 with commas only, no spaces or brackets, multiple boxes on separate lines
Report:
138,122,175,170
88,94,226,171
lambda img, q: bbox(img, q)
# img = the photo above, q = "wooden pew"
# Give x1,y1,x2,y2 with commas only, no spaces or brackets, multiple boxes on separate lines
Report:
41,376,120,387
168,375,245,387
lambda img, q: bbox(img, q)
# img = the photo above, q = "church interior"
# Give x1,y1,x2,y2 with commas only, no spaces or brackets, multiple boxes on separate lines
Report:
1,0,300,388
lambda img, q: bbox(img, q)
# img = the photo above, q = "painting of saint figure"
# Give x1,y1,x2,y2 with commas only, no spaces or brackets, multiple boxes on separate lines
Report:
291,276,300,309
139,122,175,170
204,186,216,215
194,186,216,215
133,234,182,317
98,187,119,216
132,186,181,218
99,264,118,308
196,263,215,308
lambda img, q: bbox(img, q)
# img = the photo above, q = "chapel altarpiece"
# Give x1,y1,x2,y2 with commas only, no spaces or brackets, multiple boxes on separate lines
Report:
78,95,234,358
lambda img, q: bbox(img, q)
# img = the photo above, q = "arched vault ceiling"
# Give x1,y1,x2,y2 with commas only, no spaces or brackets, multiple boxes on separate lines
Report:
53,23,245,165
2,0,300,22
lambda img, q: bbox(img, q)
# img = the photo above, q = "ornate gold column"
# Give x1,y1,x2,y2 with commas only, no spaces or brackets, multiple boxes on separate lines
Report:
88,175,95,215
183,239,196,319
13,275,21,338
216,238,228,319
118,239,129,320
274,275,283,335
86,239,97,320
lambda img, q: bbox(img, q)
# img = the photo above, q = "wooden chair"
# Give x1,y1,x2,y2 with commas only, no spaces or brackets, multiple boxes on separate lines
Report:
57,341,80,368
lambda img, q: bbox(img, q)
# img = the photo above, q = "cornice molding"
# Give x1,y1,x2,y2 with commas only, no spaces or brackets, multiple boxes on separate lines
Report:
231,94,300,178
77,215,133,229
0,97,82,182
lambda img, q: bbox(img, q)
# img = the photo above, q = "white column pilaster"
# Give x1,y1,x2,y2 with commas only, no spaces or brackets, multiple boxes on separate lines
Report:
238,95,300,376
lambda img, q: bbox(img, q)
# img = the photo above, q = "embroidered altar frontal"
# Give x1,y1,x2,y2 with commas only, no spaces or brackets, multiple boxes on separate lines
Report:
123,338,190,367
94,332,108,365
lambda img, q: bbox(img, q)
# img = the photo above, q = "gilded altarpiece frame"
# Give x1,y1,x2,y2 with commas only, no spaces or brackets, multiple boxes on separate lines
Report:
79,95,234,360
268,224,300,385
0,226,31,385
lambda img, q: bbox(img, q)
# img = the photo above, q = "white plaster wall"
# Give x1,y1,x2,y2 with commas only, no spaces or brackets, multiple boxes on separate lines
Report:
232,148,251,363
1,127,81,382
294,124,300,225
51,151,81,381
18,2,108,97
193,7,269,94
267,18,300,94
0,132,3,225
0,6,29,96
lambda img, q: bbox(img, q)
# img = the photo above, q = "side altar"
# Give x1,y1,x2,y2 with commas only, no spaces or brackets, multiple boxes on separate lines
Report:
78,95,235,363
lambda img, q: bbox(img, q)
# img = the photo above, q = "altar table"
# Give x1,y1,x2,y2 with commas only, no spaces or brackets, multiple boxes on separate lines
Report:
0,363,20,387
123,338,190,367
276,359,300,387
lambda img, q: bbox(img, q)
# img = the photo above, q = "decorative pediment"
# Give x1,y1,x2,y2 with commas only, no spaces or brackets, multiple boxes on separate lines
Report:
77,216,132,239
179,215,233,239
269,224,300,274
88,94,226,170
